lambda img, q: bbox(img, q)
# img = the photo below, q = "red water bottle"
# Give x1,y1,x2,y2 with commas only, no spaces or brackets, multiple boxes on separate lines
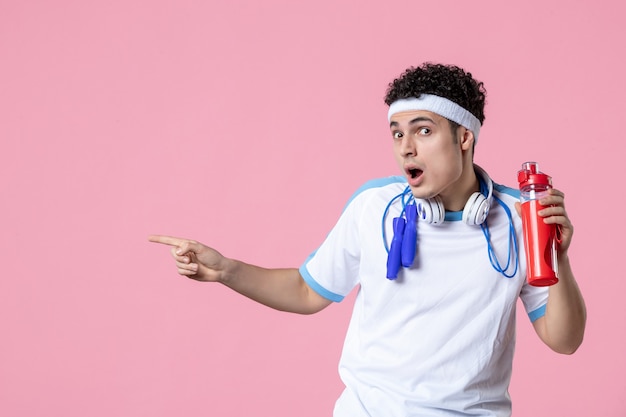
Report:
517,162,559,286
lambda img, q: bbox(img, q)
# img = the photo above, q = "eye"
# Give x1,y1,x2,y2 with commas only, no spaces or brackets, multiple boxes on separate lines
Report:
392,131,403,140
418,127,431,135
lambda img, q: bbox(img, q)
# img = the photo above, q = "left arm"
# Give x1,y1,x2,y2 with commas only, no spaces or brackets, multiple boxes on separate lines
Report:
519,189,587,354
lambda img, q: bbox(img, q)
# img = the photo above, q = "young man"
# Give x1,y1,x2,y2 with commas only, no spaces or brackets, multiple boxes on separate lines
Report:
150,63,586,416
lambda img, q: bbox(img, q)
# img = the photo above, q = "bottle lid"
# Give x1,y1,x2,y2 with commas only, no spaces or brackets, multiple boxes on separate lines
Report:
517,161,552,189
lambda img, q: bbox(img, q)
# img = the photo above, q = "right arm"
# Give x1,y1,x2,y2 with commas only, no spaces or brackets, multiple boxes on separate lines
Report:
148,235,332,315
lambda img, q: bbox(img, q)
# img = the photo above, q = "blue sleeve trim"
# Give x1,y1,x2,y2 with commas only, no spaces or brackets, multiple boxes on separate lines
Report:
299,264,345,303
528,304,547,322
342,176,406,211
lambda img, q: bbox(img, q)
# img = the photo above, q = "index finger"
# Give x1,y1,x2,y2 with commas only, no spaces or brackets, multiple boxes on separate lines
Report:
548,188,565,198
148,235,188,247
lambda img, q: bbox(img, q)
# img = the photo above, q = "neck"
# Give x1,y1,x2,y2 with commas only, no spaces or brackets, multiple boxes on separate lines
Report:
439,163,480,212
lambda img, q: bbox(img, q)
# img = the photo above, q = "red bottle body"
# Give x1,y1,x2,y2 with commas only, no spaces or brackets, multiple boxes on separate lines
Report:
518,162,559,287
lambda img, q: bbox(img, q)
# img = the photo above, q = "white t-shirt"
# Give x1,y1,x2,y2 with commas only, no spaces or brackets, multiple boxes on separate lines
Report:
300,175,548,417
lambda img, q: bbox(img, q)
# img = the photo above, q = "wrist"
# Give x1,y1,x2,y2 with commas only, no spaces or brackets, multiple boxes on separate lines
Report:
218,257,239,284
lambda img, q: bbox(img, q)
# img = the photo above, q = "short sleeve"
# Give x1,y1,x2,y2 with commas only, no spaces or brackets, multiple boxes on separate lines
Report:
299,192,365,302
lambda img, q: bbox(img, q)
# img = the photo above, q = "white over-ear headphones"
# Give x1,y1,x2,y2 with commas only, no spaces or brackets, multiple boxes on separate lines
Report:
416,165,493,226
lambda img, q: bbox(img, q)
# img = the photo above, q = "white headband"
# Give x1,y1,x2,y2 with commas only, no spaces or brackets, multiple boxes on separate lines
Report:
387,94,482,142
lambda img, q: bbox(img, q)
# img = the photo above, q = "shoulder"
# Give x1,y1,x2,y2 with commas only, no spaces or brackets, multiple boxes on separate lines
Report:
492,182,520,206
342,176,408,209
352,176,408,195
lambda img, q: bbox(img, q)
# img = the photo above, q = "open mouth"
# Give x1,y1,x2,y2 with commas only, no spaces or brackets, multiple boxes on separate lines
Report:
407,168,422,179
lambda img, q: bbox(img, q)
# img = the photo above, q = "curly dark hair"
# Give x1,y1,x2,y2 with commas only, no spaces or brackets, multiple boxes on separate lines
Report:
384,63,487,124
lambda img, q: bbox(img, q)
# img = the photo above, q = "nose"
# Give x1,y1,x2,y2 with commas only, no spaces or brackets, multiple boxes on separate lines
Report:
399,135,416,157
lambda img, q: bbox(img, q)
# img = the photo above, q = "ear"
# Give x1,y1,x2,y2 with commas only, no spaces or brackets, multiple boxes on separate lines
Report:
460,128,475,151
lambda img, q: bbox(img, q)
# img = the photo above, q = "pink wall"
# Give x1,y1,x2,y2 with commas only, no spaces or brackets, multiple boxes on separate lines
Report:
1,0,624,415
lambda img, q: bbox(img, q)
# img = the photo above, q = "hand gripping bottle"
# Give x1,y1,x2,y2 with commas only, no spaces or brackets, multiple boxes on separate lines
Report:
517,162,559,286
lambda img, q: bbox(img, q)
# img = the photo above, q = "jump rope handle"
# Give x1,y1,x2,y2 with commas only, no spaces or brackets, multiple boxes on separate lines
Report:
386,217,405,279
401,204,417,268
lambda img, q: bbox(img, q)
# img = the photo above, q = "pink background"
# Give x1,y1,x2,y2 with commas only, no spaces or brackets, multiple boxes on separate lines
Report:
1,0,624,415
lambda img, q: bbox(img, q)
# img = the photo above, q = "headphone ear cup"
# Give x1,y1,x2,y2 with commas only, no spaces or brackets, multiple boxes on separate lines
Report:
462,192,490,225
418,196,445,225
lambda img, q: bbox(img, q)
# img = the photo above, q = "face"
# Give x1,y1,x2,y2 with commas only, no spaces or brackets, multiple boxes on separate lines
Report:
389,110,474,209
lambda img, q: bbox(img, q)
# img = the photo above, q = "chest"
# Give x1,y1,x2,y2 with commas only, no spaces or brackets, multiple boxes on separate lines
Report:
356,204,525,316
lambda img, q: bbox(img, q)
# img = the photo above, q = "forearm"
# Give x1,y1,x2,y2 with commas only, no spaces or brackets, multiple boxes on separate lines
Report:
219,259,331,315
539,254,587,354
149,234,332,315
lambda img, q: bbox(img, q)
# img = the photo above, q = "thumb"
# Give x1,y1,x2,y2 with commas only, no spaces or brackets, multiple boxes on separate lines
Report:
175,240,201,256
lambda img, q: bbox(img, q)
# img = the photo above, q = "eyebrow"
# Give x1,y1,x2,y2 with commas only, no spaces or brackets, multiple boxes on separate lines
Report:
389,116,436,128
